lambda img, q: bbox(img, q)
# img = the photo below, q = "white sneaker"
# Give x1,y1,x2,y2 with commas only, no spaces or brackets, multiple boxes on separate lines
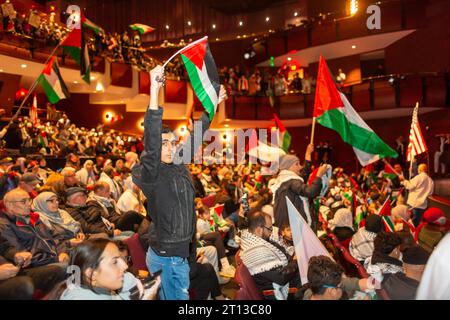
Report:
227,239,240,249
219,265,236,278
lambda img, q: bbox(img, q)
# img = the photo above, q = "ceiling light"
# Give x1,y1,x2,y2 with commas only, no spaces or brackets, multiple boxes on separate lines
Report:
90,75,96,80
215,38,220,41
212,24,216,29
294,12,298,17
352,45,356,49
287,57,292,61
187,21,191,26
21,64,27,68
165,24,169,30
73,80,78,84
239,21,243,26
224,124,229,128
265,17,270,22
0,69,3,72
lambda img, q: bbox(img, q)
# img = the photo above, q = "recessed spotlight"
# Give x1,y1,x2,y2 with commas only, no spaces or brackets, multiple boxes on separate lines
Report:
239,21,243,26
90,75,96,80
216,38,220,41
224,124,229,128
265,17,270,22
0,69,3,72
287,57,292,61
294,12,298,17
165,24,169,29
21,64,27,68
187,21,191,26
73,80,78,84
212,24,216,29
352,45,356,49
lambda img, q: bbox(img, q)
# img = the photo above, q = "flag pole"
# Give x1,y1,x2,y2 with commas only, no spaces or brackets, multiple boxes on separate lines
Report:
407,101,419,178
310,117,316,145
162,36,208,68
9,36,67,124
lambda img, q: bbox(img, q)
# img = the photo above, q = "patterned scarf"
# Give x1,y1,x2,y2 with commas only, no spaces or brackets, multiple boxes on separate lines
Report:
240,230,289,276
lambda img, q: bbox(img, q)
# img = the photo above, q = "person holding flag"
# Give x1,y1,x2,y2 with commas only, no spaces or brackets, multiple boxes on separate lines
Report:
132,58,227,299
399,164,434,227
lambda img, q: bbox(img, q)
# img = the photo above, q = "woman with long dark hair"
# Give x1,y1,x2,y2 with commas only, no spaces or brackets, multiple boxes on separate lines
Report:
49,238,160,300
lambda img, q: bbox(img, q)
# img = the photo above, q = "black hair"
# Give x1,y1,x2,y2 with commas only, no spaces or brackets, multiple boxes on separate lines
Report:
46,238,114,299
307,256,344,295
161,125,172,134
374,232,402,254
248,211,267,233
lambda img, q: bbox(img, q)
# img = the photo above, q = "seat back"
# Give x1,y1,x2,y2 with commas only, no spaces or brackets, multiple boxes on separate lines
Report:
235,263,264,300
328,232,368,278
123,233,148,271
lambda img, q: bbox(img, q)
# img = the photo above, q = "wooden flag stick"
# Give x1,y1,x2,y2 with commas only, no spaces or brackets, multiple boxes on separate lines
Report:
310,117,317,145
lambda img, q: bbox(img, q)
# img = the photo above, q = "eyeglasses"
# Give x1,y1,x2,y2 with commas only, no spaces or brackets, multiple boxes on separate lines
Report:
9,198,32,205
263,225,273,233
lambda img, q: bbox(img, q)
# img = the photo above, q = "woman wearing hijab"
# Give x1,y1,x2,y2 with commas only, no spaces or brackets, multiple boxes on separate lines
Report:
76,160,96,188
328,208,355,248
32,192,85,247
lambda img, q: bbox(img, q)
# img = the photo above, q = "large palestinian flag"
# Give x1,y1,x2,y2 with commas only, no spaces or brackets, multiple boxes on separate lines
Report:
37,56,69,104
180,36,220,120
313,55,398,166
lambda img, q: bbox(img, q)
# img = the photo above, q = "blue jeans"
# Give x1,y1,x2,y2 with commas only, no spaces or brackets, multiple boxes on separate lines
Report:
146,248,190,300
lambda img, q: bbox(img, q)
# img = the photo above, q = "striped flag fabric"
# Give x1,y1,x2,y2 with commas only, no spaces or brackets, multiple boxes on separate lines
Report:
83,17,104,34
377,197,395,232
129,23,155,35
180,36,220,120
406,103,427,161
37,56,70,104
313,55,398,166
287,197,333,285
61,10,90,84
273,113,291,152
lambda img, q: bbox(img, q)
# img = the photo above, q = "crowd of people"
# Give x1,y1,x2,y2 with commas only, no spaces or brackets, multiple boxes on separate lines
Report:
0,107,143,158
0,3,157,71
0,65,449,301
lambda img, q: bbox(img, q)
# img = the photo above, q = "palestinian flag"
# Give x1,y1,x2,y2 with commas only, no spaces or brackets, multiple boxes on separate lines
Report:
180,36,220,120
377,197,395,232
37,56,69,104
30,95,38,126
273,113,291,152
129,23,155,35
211,205,227,228
61,12,90,84
354,205,366,229
313,55,398,166
382,162,397,180
84,18,104,35
110,114,123,124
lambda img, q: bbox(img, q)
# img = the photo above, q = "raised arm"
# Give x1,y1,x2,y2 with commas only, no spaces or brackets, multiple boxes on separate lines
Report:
133,66,165,189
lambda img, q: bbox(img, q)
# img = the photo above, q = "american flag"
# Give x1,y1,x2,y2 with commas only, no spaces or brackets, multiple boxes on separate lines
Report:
406,103,427,161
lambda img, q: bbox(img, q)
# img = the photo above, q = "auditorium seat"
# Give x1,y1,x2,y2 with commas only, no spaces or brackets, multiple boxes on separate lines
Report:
123,233,148,271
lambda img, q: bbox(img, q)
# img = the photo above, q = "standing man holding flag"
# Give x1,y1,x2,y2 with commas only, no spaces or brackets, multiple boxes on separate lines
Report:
132,36,226,299
400,103,433,227
400,164,434,227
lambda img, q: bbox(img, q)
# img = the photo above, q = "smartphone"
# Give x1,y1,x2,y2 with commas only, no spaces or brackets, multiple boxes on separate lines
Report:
129,270,162,300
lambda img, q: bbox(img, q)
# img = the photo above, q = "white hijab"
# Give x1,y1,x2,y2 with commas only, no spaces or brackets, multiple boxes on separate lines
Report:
416,233,450,300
